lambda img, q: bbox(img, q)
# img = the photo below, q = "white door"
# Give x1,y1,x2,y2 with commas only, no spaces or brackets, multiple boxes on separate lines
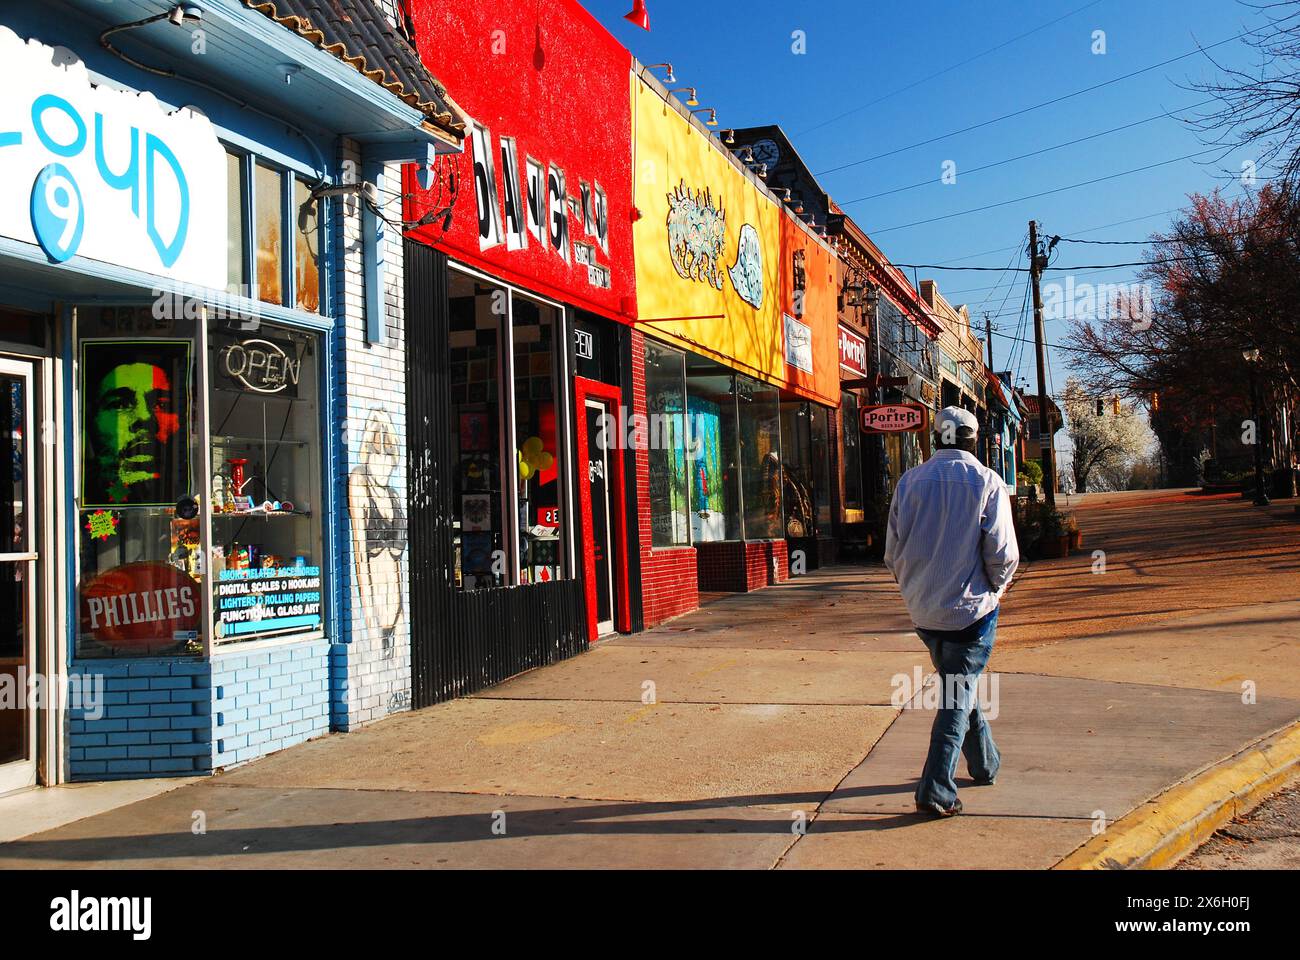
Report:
0,358,38,793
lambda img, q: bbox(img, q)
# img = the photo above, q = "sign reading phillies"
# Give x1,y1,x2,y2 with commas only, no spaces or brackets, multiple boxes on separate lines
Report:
861,403,927,433
838,326,867,376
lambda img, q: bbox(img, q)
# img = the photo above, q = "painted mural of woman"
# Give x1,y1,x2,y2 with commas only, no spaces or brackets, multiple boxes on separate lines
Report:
348,410,407,658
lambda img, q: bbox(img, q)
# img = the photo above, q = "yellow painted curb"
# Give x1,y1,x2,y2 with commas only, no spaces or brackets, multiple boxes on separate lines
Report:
1057,721,1300,870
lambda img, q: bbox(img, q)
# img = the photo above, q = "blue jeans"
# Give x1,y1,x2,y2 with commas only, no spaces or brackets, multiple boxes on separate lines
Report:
914,607,1000,809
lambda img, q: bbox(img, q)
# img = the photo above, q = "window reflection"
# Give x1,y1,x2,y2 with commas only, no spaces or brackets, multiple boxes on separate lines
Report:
254,164,283,306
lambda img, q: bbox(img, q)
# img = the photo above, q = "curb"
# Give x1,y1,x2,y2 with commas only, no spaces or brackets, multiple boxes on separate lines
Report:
1056,721,1300,870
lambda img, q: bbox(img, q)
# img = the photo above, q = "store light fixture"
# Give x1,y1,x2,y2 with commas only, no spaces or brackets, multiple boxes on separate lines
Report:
670,87,699,107
690,107,718,127
624,0,650,31
644,62,674,83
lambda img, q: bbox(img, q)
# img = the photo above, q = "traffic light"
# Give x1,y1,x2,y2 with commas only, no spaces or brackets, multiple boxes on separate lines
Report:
1151,392,1160,412
1112,396,1121,416
1095,398,1103,416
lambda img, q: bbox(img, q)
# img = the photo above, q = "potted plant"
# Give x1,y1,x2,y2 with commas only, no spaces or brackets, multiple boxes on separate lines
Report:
1064,512,1082,552
1017,459,1044,500
1037,508,1071,559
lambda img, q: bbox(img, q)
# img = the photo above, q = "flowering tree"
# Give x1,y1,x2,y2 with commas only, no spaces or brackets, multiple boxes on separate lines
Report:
1063,379,1156,493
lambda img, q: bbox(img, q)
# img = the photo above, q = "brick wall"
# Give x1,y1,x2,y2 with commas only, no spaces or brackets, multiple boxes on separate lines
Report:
330,141,413,730
68,660,211,780
695,539,789,592
211,638,330,768
630,328,700,626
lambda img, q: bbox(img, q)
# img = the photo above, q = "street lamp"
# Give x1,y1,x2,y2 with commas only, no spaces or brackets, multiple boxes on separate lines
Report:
1243,348,1270,506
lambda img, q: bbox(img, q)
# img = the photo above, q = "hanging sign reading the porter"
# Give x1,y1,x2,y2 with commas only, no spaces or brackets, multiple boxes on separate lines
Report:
861,403,927,433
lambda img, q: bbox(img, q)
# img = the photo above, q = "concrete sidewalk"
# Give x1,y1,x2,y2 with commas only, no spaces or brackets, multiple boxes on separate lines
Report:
2,549,1297,869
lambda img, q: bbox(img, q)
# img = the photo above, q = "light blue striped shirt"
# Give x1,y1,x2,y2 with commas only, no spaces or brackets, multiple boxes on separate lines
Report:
883,448,1020,631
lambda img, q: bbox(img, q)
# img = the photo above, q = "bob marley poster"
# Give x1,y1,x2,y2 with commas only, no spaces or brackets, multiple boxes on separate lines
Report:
80,339,192,508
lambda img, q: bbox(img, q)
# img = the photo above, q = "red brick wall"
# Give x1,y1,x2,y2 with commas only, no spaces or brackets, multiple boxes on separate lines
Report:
696,539,789,592
744,539,789,591
631,329,699,626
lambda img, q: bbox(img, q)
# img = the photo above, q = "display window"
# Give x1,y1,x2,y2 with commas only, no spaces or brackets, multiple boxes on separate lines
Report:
779,401,834,538
511,294,564,585
73,303,330,658
644,341,689,547
809,403,833,534
643,340,791,545
209,320,326,643
840,391,865,523
684,353,742,542
738,375,783,541
447,265,573,589
779,401,815,538
75,307,203,659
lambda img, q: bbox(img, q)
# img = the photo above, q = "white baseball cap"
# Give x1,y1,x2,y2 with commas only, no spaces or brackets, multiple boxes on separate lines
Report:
934,405,978,442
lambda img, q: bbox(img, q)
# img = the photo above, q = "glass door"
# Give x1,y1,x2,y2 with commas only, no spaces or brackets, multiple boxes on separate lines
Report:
0,358,37,793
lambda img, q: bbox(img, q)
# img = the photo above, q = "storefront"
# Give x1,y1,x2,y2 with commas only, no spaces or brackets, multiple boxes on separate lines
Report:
631,66,839,616
401,0,637,704
0,2,462,788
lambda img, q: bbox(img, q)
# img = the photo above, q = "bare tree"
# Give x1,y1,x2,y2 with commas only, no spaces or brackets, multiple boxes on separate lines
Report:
1189,2,1300,189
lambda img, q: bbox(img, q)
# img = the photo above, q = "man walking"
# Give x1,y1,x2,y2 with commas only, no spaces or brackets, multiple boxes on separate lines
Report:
884,406,1019,817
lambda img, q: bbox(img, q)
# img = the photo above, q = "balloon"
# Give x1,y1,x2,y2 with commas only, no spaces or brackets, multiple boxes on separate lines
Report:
523,436,544,456
537,452,554,470
519,461,533,480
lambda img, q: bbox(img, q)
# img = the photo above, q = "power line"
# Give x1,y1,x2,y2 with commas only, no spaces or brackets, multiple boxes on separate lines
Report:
934,205,1207,265
837,99,1214,207
945,263,1140,298
865,146,1224,236
892,255,1199,270
795,0,1107,137
813,28,1254,177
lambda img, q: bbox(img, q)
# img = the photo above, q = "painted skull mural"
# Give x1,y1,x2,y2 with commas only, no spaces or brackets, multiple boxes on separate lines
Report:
666,181,727,290
728,222,764,309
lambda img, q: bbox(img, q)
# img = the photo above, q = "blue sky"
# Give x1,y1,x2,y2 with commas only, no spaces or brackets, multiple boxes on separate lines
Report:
584,0,1268,414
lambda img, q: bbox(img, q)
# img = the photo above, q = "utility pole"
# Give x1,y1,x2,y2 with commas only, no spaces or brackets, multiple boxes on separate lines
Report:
1028,220,1056,507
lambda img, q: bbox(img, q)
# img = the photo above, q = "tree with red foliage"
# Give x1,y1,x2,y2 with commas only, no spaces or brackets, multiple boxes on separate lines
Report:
1065,185,1299,486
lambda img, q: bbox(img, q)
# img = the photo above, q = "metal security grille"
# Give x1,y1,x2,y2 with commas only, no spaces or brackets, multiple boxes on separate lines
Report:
403,240,586,707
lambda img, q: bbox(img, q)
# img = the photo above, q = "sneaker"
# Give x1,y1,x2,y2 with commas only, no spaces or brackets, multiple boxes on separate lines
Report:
915,798,963,818
972,775,997,786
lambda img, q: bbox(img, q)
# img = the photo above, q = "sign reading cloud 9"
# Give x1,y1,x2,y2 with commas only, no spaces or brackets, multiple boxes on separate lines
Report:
0,27,227,288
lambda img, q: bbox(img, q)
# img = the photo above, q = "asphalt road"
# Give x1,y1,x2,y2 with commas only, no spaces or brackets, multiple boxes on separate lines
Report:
1178,776,1300,869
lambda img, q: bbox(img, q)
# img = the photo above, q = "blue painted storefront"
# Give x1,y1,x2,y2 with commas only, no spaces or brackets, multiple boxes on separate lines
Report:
0,0,459,784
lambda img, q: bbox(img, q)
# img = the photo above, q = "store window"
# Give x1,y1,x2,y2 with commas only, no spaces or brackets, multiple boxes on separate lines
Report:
684,353,741,542
644,342,689,547
447,266,572,589
224,148,320,313
75,307,203,659
840,391,865,523
738,375,782,541
449,270,506,590
512,294,564,584
209,319,325,643
809,404,832,533
779,402,814,538
226,151,246,292
254,164,283,306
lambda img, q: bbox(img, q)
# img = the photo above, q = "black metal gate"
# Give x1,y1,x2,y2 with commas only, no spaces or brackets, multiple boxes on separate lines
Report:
404,239,587,708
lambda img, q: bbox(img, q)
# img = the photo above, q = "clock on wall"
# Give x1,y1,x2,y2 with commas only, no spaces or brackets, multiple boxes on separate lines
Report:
751,138,780,168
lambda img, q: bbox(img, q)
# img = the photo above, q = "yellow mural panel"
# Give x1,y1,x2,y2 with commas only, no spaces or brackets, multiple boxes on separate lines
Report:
632,75,784,384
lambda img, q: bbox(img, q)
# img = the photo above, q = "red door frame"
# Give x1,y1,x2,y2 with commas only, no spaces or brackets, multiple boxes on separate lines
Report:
573,376,631,642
